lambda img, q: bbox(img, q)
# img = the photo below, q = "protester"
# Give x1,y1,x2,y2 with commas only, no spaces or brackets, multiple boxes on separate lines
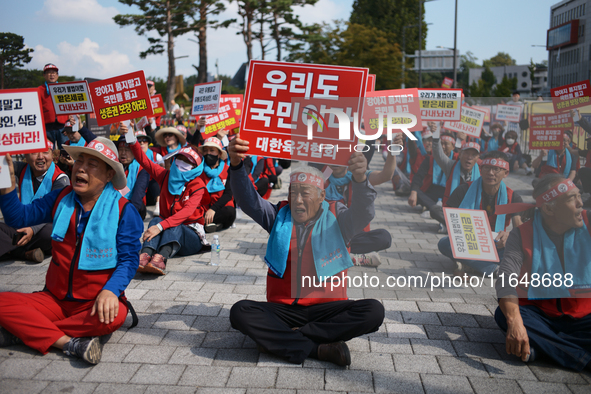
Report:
198,137,236,232
153,126,186,168
438,151,524,276
532,130,578,185
498,130,532,174
244,156,270,198
0,141,69,263
135,130,163,209
116,137,150,220
37,64,69,148
0,138,143,364
227,135,384,366
62,117,86,147
495,174,591,371
571,110,591,206
480,123,502,153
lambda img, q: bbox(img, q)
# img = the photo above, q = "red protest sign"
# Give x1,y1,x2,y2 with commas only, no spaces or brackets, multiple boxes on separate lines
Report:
241,60,368,166
550,80,591,112
528,112,570,150
362,88,422,136
88,71,153,127
151,94,167,117
441,77,453,89
0,88,48,155
367,74,376,92
204,104,240,136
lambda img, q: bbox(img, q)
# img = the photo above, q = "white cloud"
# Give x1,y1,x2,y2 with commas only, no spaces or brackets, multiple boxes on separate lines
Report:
39,0,118,24
29,38,135,79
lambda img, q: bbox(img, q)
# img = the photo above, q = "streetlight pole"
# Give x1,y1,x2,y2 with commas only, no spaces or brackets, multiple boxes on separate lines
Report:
402,24,420,89
452,0,458,88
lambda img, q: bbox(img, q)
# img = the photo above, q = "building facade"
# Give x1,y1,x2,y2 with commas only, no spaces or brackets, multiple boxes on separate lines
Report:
468,65,548,97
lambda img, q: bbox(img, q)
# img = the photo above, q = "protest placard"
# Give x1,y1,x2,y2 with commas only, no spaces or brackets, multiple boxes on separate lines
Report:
472,105,491,123
495,104,522,122
443,106,486,138
528,112,570,150
0,88,48,155
362,88,422,136
367,74,376,92
418,89,462,121
441,77,453,89
443,208,499,262
204,102,240,137
191,80,222,116
151,94,167,117
49,81,93,115
241,60,368,166
550,80,591,112
88,71,153,127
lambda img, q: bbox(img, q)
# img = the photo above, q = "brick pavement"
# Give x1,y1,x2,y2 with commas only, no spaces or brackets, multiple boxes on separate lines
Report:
0,159,590,393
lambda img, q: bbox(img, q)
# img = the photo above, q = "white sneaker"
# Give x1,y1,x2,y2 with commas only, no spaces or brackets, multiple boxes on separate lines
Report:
153,204,160,216
351,252,381,267
438,223,447,234
420,210,431,219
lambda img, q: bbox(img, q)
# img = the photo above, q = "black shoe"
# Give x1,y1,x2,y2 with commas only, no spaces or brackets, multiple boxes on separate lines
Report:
0,327,21,347
205,223,223,233
63,337,102,364
317,341,351,366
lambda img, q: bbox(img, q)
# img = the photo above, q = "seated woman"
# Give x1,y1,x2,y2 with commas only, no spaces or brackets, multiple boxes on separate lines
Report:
129,138,207,275
198,137,236,232
499,130,532,174
152,126,186,169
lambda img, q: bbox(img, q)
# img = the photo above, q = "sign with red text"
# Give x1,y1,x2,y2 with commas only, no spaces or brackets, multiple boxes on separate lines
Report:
204,94,243,136
0,89,48,155
88,71,153,127
362,88,422,136
444,208,499,262
191,80,222,116
151,94,167,117
495,104,522,122
472,105,491,123
443,106,486,138
49,81,94,115
367,74,376,92
418,89,462,121
242,60,368,165
528,112,570,150
441,77,453,89
550,80,591,112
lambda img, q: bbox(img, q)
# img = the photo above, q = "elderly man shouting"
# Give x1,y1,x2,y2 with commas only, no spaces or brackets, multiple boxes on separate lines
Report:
227,135,385,366
0,137,143,364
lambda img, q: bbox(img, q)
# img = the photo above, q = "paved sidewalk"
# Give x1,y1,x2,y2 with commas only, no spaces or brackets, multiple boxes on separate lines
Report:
0,160,590,394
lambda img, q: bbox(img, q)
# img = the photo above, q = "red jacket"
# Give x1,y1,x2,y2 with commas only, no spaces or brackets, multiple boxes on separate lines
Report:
516,211,591,319
420,154,458,192
199,162,234,208
266,201,348,306
131,142,206,228
37,84,69,125
47,187,129,301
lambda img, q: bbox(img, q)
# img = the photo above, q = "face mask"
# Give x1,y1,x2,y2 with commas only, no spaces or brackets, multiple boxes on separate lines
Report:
175,159,194,173
506,138,515,146
204,154,219,167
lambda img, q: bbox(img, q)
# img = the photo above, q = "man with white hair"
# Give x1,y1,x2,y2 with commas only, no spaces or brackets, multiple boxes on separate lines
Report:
495,174,591,370
227,135,384,366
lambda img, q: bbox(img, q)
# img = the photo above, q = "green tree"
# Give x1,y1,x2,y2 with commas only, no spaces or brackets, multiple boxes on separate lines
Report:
469,66,495,97
3,68,75,90
457,51,479,93
0,32,34,89
285,21,342,64
482,52,516,68
234,0,258,61
493,75,517,98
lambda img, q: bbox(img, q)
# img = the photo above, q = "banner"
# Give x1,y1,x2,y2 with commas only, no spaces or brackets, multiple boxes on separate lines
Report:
88,71,153,127
367,74,376,92
444,208,499,262
49,81,93,115
418,89,462,121
362,88,422,135
241,60,368,165
0,89,48,155
151,94,167,117
550,80,591,112
441,77,453,89
528,112,570,150
204,94,243,136
495,104,522,122
191,80,222,116
443,106,486,138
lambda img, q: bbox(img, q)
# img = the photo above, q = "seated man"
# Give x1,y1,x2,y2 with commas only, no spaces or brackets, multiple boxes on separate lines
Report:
532,130,578,186
0,137,143,364
0,141,69,263
438,151,523,276
228,136,385,366
116,137,150,220
495,174,591,371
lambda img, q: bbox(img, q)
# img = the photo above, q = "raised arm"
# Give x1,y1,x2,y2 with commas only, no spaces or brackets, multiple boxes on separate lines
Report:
129,140,167,184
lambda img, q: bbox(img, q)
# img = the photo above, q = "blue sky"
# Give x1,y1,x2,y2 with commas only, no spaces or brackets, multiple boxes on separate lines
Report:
1,0,557,81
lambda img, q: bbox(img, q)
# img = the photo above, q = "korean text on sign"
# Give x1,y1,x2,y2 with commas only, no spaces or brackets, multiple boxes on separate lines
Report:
551,80,591,112
88,71,153,127
241,60,368,166
443,106,486,138
443,208,499,262
49,81,94,115
151,94,167,116
191,81,222,116
528,112,570,150
362,88,422,135
418,89,462,121
495,104,522,122
0,89,48,155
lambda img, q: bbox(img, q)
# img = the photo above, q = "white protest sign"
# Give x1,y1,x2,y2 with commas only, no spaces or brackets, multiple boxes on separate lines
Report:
0,89,48,155
191,81,222,116
418,89,463,121
495,104,522,122
136,116,149,130
443,106,487,138
443,208,499,262
0,156,11,189
49,81,94,115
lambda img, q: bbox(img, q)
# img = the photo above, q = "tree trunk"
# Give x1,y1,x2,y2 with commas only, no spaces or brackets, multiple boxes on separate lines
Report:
197,3,208,83
165,0,176,106
259,13,265,60
0,63,4,90
242,2,253,61
273,12,281,61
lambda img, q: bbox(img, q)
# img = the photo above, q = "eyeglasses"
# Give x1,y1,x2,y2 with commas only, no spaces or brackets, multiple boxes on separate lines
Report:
138,139,149,143
481,166,504,174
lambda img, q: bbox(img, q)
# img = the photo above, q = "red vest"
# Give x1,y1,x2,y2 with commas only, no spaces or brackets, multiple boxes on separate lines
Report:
499,142,518,155
37,85,69,125
18,164,65,201
199,162,234,208
539,153,569,178
46,187,129,301
516,212,591,318
266,201,348,306
158,173,207,225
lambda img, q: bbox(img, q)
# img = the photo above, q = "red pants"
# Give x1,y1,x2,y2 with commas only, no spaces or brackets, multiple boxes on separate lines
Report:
0,291,127,354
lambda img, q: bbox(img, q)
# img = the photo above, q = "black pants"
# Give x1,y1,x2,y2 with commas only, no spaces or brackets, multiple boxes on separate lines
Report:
277,159,291,170
416,185,446,225
213,205,236,229
579,167,591,193
256,178,269,197
146,179,160,206
0,223,52,260
349,229,392,254
230,299,384,364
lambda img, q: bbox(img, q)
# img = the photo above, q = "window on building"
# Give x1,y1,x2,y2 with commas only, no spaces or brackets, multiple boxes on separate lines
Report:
522,71,528,78
544,77,547,82
521,82,527,88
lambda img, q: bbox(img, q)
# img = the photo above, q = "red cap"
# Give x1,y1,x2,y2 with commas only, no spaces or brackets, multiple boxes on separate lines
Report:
43,63,58,73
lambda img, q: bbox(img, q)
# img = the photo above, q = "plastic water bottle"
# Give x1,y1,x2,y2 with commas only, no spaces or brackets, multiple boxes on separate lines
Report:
436,198,443,207
209,235,221,266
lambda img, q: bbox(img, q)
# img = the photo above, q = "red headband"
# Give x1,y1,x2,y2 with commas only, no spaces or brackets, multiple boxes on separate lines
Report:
480,158,509,171
86,140,119,162
496,179,579,215
441,135,455,144
290,172,325,190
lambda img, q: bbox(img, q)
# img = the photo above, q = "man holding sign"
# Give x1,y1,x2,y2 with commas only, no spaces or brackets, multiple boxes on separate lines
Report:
37,64,69,148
